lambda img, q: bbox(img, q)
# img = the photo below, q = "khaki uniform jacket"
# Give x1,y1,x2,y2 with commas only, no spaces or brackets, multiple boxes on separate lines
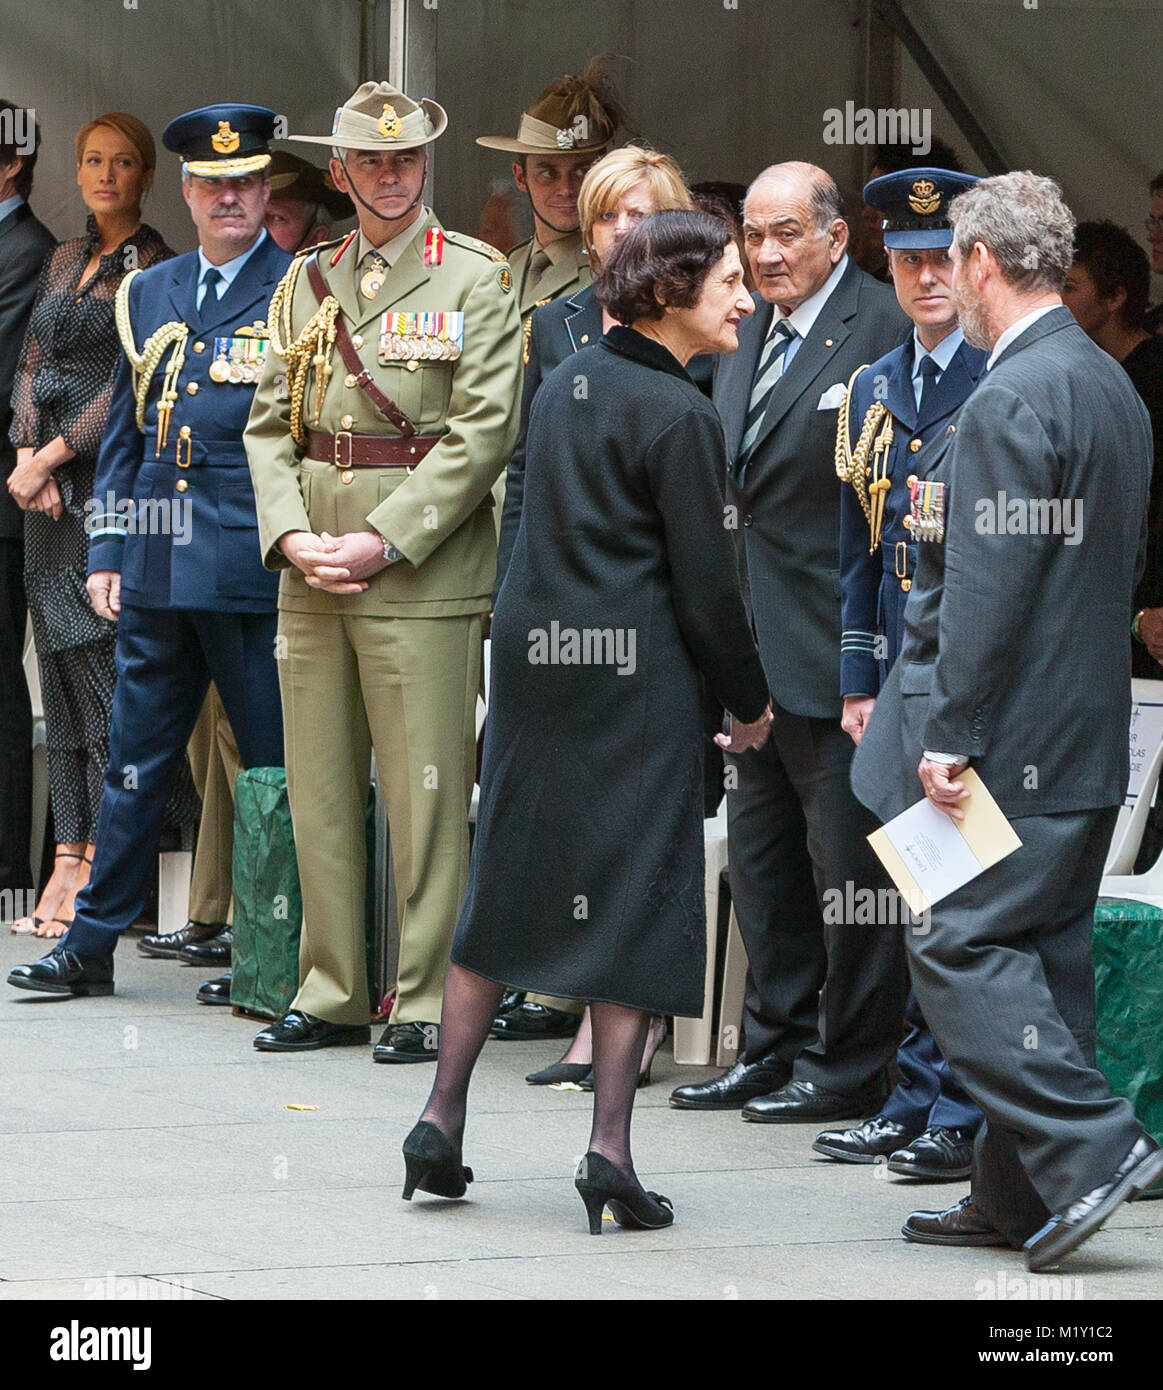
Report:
508,231,591,321
244,210,521,617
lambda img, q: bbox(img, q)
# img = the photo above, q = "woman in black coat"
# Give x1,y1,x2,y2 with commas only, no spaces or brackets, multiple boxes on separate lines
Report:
491,146,700,1076
401,211,772,1233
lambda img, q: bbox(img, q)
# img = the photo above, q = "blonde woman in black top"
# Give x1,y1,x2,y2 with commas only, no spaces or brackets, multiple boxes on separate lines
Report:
7,112,192,936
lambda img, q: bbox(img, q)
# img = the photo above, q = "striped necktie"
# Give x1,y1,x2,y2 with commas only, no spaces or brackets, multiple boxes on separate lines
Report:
737,318,797,471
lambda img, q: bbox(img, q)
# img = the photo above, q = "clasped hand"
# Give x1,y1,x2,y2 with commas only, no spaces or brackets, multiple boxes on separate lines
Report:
280,529,391,593
7,443,73,518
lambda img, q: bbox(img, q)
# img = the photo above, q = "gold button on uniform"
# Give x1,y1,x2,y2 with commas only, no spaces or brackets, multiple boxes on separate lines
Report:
825,338,834,347
186,381,199,396
580,334,589,344
352,334,364,349
902,515,911,530
340,469,354,485
344,373,357,388
406,360,419,372
340,413,354,430
907,474,918,488
176,478,188,492
192,341,205,353
909,437,922,453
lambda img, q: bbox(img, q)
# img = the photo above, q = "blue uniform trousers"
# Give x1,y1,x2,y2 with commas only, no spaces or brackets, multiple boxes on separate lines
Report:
63,602,282,957
882,987,982,1131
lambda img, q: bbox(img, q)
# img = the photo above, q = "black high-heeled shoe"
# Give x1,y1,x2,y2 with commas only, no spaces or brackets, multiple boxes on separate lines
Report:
525,1060,593,1086
401,1121,474,1201
574,1151,674,1235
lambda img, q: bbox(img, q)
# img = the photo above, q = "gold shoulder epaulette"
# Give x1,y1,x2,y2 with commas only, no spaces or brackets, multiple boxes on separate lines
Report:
445,229,508,262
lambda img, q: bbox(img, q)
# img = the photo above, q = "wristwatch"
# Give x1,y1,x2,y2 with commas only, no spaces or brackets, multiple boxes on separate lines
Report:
381,537,403,565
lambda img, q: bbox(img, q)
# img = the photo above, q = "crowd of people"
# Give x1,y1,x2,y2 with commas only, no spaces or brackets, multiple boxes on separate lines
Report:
1,59,1162,1268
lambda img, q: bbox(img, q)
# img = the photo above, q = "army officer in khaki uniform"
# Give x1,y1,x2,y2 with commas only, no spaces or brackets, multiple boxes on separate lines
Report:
244,82,521,1059
476,59,623,330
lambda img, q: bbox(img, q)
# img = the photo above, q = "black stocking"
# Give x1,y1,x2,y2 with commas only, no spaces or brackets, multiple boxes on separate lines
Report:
419,962,505,1148
587,1001,650,1179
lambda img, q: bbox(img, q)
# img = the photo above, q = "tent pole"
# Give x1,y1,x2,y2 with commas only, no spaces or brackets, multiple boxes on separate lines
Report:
872,0,1007,172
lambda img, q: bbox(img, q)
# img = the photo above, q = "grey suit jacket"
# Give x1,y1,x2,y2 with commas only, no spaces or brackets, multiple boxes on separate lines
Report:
714,258,909,718
852,306,1153,822
0,202,56,539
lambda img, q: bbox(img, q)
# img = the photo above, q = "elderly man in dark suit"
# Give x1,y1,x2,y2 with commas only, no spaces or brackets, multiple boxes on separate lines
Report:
853,171,1163,1270
672,162,910,1120
0,100,54,915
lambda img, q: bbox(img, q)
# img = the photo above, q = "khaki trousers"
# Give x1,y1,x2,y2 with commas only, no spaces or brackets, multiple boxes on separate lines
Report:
186,684,242,926
279,609,479,1026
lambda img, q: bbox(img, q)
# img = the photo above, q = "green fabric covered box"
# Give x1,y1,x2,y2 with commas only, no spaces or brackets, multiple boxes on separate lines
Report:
229,768,377,1020
1094,897,1163,1146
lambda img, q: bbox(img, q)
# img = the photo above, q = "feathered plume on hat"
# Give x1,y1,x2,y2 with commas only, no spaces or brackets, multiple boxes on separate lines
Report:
476,55,629,155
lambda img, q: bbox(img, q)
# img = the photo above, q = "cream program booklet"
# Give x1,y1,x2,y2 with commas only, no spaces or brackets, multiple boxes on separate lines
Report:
868,768,1022,914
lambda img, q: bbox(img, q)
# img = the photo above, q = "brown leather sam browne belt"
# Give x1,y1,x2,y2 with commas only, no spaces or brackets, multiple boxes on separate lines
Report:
307,431,441,468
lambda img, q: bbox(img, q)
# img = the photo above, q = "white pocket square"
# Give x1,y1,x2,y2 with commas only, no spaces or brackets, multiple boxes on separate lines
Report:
816,383,847,410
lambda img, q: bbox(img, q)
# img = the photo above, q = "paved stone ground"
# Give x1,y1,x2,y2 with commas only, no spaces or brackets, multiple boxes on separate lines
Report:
1,931,1159,1301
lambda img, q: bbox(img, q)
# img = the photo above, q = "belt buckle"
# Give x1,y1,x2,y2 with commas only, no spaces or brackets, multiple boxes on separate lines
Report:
334,430,353,469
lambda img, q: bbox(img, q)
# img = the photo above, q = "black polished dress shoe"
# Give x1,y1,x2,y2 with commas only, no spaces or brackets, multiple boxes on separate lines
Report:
488,1002,581,1041
196,972,232,1006
178,926,232,967
669,1057,789,1111
374,1021,440,1062
742,1077,886,1124
813,1113,919,1162
495,989,525,1018
902,1195,1008,1246
1025,1135,1163,1272
253,1010,370,1052
137,919,226,960
888,1125,976,1180
8,946,114,997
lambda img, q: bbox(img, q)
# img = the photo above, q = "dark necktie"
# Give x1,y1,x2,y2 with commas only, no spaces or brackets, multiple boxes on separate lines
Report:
917,353,941,416
737,318,796,474
199,265,224,311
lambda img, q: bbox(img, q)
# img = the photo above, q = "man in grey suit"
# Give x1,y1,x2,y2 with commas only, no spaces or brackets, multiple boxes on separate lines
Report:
672,162,911,1120
853,171,1163,1270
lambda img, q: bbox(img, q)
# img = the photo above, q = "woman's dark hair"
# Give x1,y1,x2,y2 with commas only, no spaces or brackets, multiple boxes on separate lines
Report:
1073,219,1150,330
595,209,733,324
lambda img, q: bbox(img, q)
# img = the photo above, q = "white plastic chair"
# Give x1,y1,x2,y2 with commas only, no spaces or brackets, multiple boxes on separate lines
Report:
22,620,48,888
672,805,749,1067
1103,678,1163,877
1104,736,1163,874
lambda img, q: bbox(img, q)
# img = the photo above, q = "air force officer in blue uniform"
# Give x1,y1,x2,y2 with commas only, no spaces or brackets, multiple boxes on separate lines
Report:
814,169,988,1177
9,105,289,997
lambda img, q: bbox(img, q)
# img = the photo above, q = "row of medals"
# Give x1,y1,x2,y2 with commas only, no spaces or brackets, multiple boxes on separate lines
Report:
379,335,463,362
208,338,268,384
